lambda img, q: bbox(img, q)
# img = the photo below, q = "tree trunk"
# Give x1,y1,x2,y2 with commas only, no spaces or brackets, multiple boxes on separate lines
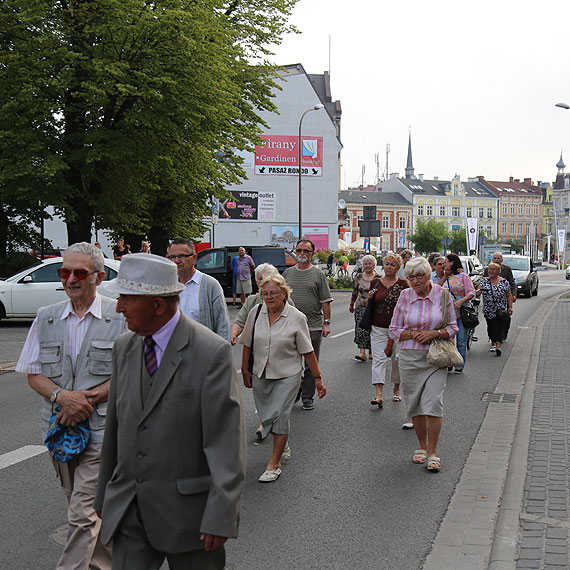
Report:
148,225,170,257
66,204,95,245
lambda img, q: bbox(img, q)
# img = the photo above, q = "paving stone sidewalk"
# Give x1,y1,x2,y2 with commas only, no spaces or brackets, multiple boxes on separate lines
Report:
515,299,570,570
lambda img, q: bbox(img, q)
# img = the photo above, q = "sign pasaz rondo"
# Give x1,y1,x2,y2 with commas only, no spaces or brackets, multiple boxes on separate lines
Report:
254,135,323,176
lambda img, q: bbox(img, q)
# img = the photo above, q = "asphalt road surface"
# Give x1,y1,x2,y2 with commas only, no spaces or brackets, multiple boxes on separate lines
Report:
1,270,568,570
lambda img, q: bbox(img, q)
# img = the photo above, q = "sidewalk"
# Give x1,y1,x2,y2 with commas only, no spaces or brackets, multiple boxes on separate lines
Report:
423,294,570,570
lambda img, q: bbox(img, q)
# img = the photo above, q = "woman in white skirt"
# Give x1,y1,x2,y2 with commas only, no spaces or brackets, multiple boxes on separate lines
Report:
389,257,458,471
240,274,326,482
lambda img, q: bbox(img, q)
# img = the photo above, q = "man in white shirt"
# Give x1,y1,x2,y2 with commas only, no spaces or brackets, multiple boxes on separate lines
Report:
167,239,230,341
16,242,125,570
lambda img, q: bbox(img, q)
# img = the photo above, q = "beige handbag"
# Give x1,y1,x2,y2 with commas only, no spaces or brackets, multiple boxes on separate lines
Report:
427,289,464,368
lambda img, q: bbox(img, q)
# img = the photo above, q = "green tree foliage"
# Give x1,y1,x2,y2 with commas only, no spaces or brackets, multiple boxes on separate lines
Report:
449,229,468,254
0,0,298,253
409,219,447,254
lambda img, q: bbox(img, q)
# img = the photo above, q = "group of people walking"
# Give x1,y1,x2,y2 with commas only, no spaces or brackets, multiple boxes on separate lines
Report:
16,236,518,570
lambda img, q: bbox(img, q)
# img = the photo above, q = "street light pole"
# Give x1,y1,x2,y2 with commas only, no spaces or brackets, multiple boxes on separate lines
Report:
298,104,324,242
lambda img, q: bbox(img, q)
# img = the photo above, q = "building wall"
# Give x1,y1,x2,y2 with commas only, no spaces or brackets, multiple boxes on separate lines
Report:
497,194,542,242
210,67,342,251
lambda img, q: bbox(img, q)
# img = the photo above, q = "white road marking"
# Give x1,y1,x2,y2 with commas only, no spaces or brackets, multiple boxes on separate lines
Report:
0,445,47,470
330,329,353,339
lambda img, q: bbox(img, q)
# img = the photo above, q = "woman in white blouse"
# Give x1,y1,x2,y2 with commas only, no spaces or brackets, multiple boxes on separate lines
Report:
240,273,326,483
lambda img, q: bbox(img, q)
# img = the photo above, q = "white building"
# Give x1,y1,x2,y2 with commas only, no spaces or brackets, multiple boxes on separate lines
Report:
208,64,342,250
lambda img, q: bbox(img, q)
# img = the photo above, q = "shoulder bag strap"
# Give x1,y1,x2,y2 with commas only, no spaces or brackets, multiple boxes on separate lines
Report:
437,288,449,330
250,303,263,354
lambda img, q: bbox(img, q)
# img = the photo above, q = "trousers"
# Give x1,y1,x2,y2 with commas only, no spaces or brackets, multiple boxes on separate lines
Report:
300,329,323,403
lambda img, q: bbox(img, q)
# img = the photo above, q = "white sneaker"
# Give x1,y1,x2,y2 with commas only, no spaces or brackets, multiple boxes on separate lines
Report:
281,442,291,462
489,345,496,352
258,468,281,482
402,421,414,429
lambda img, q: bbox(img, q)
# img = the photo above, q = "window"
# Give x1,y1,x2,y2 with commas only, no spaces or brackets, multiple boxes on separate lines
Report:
510,204,515,216
452,206,460,217
382,214,389,228
27,263,62,283
487,225,493,235
439,206,446,217
417,205,424,216
487,208,493,218
196,251,225,270
502,223,507,234
510,223,515,234
103,267,117,281
426,205,433,216
517,224,523,235
533,204,539,216
518,204,523,216
502,203,508,216
526,205,531,216
466,207,472,217
399,216,406,229
479,207,484,218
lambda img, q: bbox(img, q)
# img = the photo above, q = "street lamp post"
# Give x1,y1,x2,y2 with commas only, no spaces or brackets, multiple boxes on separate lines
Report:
298,104,324,241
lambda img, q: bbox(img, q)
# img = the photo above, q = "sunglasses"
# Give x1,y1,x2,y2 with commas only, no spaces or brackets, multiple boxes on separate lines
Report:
57,268,97,280
295,248,313,254
168,254,195,260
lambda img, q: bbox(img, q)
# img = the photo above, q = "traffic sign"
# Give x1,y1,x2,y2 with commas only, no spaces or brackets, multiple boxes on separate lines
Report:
441,235,452,249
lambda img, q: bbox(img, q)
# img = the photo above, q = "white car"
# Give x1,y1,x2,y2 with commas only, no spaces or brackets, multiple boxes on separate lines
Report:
0,257,121,319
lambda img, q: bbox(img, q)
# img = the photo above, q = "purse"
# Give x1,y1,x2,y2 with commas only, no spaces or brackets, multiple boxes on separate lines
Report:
44,407,90,463
427,289,464,368
248,303,263,373
357,278,379,331
460,305,479,329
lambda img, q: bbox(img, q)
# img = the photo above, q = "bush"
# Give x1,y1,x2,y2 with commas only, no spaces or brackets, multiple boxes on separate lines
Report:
314,250,332,264
0,252,39,279
327,276,354,290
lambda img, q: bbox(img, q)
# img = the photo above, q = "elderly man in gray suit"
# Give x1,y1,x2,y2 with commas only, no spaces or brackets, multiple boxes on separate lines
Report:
94,253,246,570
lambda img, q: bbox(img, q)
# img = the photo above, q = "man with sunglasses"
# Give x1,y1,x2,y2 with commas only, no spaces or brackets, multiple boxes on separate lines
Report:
16,242,125,570
284,239,333,410
167,239,230,341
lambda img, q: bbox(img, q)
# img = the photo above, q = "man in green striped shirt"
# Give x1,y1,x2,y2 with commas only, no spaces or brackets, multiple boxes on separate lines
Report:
284,239,333,410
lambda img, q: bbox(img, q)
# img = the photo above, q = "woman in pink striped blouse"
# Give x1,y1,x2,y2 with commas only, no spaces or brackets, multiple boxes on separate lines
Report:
389,257,458,472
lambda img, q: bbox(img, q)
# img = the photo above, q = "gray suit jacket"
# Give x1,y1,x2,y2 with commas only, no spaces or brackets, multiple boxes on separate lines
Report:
94,313,246,553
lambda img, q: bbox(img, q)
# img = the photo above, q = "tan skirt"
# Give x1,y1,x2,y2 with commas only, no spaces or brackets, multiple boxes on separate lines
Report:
398,349,447,418
252,371,302,437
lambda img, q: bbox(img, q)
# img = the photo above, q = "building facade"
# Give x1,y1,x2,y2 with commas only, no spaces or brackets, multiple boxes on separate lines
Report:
209,64,342,251
552,153,570,260
338,190,413,250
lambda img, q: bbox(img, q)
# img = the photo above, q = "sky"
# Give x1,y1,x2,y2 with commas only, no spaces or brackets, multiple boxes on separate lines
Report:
269,0,570,189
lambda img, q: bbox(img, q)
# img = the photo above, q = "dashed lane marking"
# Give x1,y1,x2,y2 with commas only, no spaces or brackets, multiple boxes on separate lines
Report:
329,329,353,339
0,445,47,470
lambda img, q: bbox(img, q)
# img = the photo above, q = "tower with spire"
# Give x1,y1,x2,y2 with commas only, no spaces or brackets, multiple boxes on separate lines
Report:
404,131,415,179
557,151,565,174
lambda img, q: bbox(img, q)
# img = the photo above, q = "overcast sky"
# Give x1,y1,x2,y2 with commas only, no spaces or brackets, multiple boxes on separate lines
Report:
270,0,570,189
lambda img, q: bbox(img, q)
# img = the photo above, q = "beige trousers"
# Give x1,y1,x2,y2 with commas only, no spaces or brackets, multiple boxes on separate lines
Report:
51,443,112,570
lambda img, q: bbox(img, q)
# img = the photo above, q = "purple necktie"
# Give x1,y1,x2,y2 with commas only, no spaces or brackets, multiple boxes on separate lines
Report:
144,336,158,376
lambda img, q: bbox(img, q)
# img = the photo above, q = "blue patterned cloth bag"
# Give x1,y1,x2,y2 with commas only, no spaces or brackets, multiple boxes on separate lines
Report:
44,406,90,462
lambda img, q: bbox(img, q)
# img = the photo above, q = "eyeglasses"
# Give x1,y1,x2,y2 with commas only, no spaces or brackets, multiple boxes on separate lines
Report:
407,274,426,281
168,254,194,260
261,291,281,297
295,248,313,254
57,268,97,280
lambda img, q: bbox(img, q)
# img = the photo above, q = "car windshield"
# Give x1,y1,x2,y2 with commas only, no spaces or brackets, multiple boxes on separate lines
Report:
503,257,529,271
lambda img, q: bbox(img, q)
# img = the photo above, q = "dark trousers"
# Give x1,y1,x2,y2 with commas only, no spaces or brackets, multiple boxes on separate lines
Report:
112,500,225,570
300,329,323,403
486,317,507,344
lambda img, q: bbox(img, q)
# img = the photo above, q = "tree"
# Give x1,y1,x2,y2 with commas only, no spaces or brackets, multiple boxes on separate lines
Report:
449,229,468,254
1,0,298,253
409,219,447,254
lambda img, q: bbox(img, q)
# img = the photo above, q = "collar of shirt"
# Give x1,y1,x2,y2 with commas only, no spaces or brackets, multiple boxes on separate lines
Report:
409,283,438,305
60,292,102,321
184,269,203,287
260,301,291,320
148,310,181,361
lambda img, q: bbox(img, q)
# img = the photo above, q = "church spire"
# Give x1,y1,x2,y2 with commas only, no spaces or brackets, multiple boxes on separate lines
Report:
556,151,565,173
405,130,415,179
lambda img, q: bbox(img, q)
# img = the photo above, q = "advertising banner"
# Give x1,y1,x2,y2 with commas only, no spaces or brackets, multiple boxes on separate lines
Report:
254,135,323,176
218,191,275,221
398,230,406,248
466,218,478,253
557,229,566,252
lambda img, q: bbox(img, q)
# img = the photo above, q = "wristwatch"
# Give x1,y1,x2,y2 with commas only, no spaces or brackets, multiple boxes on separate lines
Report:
323,319,331,324
50,387,62,403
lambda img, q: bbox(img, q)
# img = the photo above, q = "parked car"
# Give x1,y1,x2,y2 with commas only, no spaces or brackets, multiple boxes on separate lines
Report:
196,246,296,296
31,248,66,259
0,258,120,319
501,254,539,297
566,266,570,280
459,255,483,289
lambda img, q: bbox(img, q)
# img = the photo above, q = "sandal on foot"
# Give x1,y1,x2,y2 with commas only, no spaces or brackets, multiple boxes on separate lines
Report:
393,395,402,402
413,449,427,464
355,354,367,362
427,456,441,471
370,398,383,408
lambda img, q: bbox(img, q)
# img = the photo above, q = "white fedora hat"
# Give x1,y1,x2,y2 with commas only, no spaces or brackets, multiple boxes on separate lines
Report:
104,253,185,296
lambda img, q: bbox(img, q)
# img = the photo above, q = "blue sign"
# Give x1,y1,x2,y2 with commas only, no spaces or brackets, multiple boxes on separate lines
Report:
364,237,370,251
398,230,406,248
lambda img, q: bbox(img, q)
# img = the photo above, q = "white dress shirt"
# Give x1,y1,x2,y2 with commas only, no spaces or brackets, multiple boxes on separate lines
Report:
178,270,203,323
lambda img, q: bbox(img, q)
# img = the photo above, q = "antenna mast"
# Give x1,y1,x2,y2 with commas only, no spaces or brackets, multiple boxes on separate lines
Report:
375,152,380,185
385,144,390,181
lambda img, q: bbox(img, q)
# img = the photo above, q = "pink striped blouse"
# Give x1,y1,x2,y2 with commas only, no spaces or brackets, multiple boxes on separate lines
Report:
389,284,458,350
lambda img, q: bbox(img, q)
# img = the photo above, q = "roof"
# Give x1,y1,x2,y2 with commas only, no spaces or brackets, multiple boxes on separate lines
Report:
394,178,496,199
480,178,542,197
339,190,412,206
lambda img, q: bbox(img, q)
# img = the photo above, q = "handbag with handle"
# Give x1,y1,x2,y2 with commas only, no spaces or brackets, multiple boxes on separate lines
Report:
427,289,464,368
448,276,479,329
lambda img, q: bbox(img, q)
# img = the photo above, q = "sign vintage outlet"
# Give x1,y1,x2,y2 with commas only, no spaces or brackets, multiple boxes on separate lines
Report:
254,135,323,176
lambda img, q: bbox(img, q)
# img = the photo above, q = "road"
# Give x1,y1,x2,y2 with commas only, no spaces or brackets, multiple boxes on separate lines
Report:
1,269,568,570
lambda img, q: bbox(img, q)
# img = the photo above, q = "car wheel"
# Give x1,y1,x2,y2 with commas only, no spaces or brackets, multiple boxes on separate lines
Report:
532,282,538,296
0,301,5,319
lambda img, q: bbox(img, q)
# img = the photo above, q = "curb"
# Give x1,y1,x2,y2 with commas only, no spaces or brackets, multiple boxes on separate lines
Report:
422,296,559,570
